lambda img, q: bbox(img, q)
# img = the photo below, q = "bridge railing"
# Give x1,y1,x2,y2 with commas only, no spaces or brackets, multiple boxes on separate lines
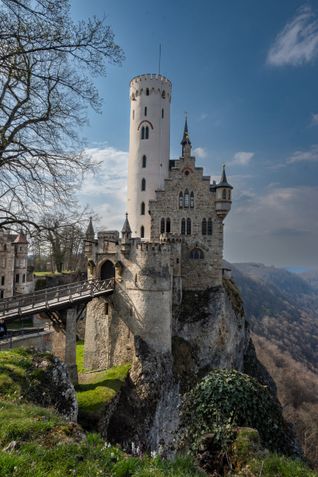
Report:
0,278,114,317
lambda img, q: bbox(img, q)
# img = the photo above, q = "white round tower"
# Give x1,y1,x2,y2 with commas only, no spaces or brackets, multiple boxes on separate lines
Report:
127,74,172,239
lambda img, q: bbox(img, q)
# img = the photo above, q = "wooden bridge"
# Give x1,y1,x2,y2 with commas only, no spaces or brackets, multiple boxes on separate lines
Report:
0,278,115,322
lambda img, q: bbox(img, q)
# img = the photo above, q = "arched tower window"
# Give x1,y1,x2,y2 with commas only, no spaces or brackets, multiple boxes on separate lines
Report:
146,88,149,96
160,218,165,234
166,218,171,233
184,189,189,208
141,178,146,191
179,192,183,208
208,218,213,235
144,106,147,116
142,155,147,168
190,191,194,208
222,189,227,200
186,218,191,235
141,126,149,140
181,218,186,235
162,108,164,118
141,202,145,215
140,226,145,238
162,90,166,98
190,248,204,259
202,218,207,235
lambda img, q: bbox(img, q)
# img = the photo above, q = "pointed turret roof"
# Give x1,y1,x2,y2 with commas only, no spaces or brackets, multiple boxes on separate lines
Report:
86,217,94,238
216,165,233,189
121,213,132,234
180,115,192,147
13,231,28,244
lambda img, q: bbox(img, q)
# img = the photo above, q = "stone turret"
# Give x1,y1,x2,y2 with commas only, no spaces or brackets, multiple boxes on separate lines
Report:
121,213,132,255
215,165,233,219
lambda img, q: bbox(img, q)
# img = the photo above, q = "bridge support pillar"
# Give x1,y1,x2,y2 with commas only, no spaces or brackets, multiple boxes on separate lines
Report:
65,307,78,385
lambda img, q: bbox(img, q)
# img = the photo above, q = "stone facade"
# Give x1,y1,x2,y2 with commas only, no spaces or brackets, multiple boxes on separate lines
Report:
0,230,34,299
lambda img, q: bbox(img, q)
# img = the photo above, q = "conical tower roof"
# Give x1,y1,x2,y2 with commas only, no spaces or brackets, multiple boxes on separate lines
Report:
85,217,95,238
180,116,191,147
121,213,132,234
216,165,233,189
13,231,28,244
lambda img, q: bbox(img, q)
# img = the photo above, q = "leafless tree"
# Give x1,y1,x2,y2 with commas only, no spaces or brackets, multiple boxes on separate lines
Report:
0,0,124,230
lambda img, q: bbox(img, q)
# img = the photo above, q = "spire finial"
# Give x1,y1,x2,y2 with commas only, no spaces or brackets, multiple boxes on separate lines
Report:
181,114,191,155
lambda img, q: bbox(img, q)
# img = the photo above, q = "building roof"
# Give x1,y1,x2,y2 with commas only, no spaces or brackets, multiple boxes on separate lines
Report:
216,165,233,189
13,232,28,244
121,213,132,234
180,116,191,147
86,217,95,238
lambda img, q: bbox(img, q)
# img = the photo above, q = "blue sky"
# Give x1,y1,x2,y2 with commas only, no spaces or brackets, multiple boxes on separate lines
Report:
71,0,318,268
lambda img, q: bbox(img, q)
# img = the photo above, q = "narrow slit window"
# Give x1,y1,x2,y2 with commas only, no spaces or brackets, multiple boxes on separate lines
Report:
186,218,191,235
181,218,186,235
145,126,149,139
142,155,147,168
146,88,149,96
160,218,165,234
184,189,189,208
144,106,147,116
141,126,145,140
141,202,145,215
140,226,145,238
162,108,164,118
141,178,146,191
179,192,183,208
208,219,213,236
166,218,171,233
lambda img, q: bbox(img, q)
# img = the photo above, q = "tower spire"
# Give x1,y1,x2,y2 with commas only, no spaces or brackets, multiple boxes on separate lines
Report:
181,113,191,156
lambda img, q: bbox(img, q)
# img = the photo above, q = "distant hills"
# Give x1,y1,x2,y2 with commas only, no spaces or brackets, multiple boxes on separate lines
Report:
229,261,318,465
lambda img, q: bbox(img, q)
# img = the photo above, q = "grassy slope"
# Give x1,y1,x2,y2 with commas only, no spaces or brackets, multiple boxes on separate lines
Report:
0,349,316,476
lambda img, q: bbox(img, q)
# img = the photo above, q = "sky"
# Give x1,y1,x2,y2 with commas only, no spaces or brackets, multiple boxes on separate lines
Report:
71,0,318,269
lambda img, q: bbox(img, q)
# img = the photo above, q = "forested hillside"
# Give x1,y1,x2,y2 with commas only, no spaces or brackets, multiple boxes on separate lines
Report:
230,262,318,466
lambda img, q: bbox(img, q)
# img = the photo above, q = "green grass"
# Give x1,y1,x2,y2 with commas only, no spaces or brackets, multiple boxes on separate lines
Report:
245,454,318,477
76,341,85,373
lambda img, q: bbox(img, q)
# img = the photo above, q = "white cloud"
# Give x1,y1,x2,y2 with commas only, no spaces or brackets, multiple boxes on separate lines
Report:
77,146,128,230
193,147,207,159
311,113,318,125
287,145,318,163
267,6,318,66
198,113,208,121
231,152,255,166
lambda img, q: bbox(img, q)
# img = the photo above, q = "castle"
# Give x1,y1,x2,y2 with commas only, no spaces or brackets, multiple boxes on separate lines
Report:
83,74,236,372
0,230,33,299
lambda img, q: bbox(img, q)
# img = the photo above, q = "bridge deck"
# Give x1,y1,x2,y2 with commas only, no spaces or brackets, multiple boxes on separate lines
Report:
0,279,114,321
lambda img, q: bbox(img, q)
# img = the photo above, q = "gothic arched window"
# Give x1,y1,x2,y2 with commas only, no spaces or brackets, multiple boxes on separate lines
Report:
141,178,146,191
190,191,194,208
187,218,191,235
140,226,145,238
181,218,186,235
141,126,145,140
190,248,204,259
141,202,145,215
166,218,171,233
184,189,189,208
208,218,213,236
179,192,183,208
160,218,165,234
141,126,149,140
202,218,207,235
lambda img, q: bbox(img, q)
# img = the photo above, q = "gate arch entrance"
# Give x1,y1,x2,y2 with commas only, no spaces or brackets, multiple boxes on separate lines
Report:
100,260,115,280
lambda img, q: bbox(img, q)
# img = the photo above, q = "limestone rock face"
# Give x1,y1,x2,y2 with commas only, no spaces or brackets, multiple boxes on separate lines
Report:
172,280,247,391
27,353,78,422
